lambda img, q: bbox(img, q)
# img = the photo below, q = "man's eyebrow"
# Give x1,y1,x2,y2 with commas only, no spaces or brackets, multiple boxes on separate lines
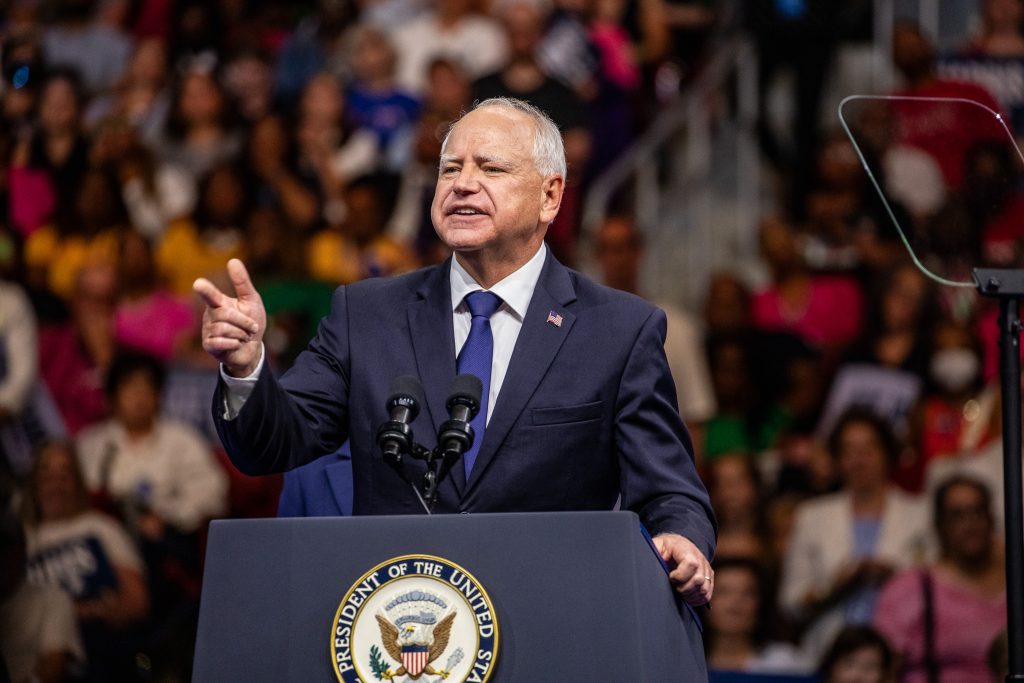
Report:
475,154,513,167
439,153,515,167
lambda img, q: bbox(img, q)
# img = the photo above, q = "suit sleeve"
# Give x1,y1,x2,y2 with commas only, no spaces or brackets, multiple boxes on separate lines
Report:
615,308,717,560
214,286,352,475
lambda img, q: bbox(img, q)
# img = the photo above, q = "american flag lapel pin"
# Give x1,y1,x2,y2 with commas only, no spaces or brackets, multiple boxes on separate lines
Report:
546,310,563,327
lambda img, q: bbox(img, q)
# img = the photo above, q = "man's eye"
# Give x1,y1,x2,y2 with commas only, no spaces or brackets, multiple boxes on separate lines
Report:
441,166,459,175
484,166,505,173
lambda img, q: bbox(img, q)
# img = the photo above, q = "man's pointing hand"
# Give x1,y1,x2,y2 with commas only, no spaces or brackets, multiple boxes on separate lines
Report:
193,258,267,377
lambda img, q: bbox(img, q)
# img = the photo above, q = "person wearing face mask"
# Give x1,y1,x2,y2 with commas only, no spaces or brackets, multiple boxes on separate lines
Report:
912,321,998,492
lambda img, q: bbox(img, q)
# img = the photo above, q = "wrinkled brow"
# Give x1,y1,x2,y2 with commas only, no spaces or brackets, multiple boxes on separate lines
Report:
438,153,515,168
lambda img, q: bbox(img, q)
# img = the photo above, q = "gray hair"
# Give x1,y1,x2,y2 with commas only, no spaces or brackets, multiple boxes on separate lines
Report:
441,97,567,179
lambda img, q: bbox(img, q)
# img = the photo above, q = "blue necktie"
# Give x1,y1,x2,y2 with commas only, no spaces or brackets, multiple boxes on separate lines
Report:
457,290,503,476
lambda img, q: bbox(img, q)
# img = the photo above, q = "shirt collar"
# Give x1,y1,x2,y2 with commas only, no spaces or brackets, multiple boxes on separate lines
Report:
449,243,547,320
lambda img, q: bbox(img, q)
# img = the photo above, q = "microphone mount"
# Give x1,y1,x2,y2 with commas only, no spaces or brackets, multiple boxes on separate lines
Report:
376,374,482,513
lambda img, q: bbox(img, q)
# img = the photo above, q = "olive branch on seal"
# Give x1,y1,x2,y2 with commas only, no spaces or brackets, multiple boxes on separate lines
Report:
369,645,390,680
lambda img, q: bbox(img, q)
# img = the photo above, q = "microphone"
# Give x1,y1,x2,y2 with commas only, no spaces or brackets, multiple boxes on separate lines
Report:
437,374,482,476
376,375,425,465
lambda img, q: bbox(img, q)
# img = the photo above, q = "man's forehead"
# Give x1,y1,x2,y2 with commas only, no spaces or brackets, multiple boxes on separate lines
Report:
444,107,535,155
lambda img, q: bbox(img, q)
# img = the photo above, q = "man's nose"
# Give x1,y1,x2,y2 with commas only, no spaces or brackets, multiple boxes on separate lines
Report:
453,166,481,194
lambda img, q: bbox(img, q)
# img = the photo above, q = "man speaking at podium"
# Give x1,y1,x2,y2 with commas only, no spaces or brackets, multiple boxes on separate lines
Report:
194,97,716,608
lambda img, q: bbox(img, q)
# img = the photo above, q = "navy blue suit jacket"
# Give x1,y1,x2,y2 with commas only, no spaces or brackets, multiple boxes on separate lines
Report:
216,251,715,558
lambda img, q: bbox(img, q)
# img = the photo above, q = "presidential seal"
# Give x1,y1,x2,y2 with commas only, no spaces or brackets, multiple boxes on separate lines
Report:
330,555,499,683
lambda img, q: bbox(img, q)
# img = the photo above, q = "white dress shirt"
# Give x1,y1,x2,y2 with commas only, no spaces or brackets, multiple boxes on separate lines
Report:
450,243,546,423
221,243,548,424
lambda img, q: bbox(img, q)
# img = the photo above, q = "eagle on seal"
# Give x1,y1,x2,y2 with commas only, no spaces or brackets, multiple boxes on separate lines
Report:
376,610,456,680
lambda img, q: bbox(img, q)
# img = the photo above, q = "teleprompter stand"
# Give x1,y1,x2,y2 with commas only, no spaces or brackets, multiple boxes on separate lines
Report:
974,268,1024,683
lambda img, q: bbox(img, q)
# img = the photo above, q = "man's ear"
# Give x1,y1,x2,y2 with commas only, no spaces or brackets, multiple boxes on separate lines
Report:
539,174,564,225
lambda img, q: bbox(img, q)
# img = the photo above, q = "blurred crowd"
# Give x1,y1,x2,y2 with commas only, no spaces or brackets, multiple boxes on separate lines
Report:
0,0,1022,681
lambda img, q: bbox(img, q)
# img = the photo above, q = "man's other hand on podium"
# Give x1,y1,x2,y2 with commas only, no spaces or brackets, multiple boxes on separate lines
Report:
653,533,713,605
194,259,267,378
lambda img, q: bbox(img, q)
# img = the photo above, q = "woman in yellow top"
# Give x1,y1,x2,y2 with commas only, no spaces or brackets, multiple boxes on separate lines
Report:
24,168,123,301
306,174,418,284
155,164,247,296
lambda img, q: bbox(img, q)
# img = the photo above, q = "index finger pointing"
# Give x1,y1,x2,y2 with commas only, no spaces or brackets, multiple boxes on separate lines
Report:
227,258,258,301
193,278,229,308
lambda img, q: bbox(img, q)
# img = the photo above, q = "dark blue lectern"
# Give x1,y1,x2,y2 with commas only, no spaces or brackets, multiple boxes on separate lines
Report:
193,511,706,682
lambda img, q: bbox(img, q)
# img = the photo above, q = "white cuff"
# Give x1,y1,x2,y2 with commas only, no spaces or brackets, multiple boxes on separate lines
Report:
219,344,265,420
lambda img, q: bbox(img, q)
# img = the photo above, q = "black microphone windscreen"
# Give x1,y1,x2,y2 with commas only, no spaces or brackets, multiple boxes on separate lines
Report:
387,375,425,418
449,374,483,405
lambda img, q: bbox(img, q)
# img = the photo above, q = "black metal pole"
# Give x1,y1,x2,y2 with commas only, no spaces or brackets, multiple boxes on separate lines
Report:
973,269,1024,682
999,297,1024,683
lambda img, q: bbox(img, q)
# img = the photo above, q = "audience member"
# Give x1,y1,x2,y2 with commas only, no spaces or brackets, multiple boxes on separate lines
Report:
85,37,171,138
221,49,276,127
819,625,895,683
150,63,243,181
752,217,863,356
703,271,752,336
114,230,195,361
914,321,995,481
246,115,321,233
780,407,930,662
23,440,148,682
746,0,841,221
306,174,416,284
802,134,907,273
75,352,226,536
703,333,783,459
37,263,117,434
108,123,196,242
818,264,935,471
966,0,1024,57
848,98,947,227
344,25,421,169
947,0,1024,135
963,140,1024,268
706,454,771,561
271,0,357,103
0,510,84,683
24,166,124,301
156,163,247,295
844,265,935,379
536,0,600,101
889,22,1005,190
295,72,380,218
8,69,90,239
874,476,1006,683
41,0,132,95
389,0,508,95
0,277,41,480
704,557,811,675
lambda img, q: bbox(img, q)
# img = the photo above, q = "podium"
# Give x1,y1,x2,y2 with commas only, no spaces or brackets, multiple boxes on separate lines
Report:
193,511,706,682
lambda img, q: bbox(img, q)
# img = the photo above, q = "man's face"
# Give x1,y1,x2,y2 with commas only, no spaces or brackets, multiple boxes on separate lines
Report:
594,218,641,291
431,107,561,261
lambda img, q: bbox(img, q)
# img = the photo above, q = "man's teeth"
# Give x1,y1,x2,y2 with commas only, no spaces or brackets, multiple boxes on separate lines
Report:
454,208,480,214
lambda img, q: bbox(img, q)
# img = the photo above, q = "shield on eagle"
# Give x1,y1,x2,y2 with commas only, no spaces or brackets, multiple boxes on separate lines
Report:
401,644,429,677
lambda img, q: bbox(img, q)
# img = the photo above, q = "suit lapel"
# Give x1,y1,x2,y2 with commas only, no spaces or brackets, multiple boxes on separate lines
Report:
406,259,465,493
465,253,577,494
